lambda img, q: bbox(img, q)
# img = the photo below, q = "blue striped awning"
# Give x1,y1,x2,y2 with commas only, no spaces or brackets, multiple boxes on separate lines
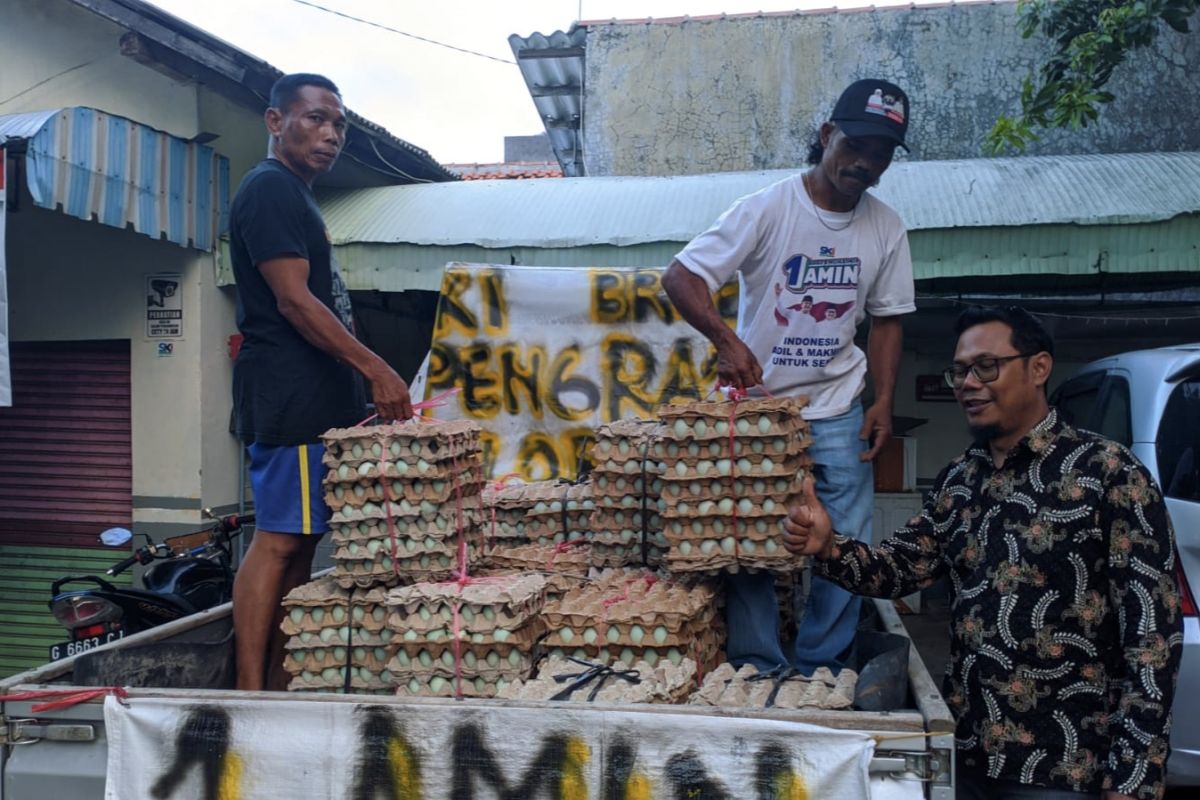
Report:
1,108,230,252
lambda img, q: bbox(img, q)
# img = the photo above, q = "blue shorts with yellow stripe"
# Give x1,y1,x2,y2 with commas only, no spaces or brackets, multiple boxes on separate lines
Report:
248,443,330,535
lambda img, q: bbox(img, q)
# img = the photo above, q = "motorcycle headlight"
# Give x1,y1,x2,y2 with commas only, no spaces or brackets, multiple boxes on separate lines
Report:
50,596,123,628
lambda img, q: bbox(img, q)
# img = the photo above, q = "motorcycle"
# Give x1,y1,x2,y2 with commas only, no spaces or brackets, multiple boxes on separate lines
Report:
47,510,254,662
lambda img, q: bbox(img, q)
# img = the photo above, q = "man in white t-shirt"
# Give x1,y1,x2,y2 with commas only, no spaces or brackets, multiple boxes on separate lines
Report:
662,78,915,674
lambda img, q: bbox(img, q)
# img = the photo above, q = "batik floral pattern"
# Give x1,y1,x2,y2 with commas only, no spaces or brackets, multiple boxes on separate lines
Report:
818,410,1182,798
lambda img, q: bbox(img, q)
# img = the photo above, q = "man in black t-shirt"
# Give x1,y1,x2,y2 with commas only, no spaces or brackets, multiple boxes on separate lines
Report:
229,73,413,691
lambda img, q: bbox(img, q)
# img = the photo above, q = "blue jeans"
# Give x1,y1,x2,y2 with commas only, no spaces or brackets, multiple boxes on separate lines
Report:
724,403,874,673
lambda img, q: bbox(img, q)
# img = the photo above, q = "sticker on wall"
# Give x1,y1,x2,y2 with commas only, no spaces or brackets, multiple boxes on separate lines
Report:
157,342,175,358
146,273,182,338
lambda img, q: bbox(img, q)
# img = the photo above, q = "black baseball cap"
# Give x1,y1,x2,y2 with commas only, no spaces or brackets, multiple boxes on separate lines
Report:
831,79,910,150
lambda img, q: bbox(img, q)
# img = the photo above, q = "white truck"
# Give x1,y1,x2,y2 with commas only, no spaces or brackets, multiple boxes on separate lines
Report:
0,595,954,799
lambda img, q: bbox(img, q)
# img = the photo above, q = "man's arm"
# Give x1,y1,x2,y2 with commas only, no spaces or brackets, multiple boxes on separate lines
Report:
784,472,949,598
259,257,413,420
662,260,762,390
860,314,903,462
1099,460,1182,799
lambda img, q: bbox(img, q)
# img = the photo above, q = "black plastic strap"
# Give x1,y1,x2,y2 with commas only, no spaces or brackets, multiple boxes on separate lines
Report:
746,664,801,708
549,656,641,702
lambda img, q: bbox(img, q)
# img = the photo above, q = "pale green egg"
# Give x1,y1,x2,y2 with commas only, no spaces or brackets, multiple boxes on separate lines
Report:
679,540,693,555
582,627,597,644
720,536,736,553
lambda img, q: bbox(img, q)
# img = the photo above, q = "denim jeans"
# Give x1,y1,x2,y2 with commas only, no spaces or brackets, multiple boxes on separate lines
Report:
724,402,874,673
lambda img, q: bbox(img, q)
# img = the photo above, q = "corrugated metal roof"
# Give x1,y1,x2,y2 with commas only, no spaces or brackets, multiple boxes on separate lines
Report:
1,107,230,251
508,28,587,177
319,151,1200,248
0,109,59,144
576,1,1006,27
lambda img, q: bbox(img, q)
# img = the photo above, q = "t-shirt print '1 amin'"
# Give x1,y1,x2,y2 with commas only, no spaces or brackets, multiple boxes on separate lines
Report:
770,249,861,372
675,173,915,420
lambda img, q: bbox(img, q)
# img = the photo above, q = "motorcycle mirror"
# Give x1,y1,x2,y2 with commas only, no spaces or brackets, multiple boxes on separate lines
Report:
99,527,134,547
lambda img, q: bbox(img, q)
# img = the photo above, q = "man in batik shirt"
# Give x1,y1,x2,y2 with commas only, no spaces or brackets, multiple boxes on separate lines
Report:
784,305,1182,800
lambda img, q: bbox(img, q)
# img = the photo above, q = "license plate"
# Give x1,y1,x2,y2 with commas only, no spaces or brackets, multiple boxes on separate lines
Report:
49,630,125,662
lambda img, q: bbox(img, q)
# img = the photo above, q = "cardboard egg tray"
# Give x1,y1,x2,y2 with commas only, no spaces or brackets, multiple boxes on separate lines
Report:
542,626,724,674
280,574,351,635
525,515,592,546
325,476,486,509
329,498,484,526
481,483,534,542
384,573,546,634
499,655,697,704
590,418,664,462
543,574,718,633
658,451,808,482
333,547,482,589
660,473,806,504
588,539,668,569
486,541,591,577
689,663,857,710
591,473,663,497
321,418,481,468
330,511,484,542
388,643,538,680
333,530,475,562
325,454,483,483
657,396,809,437
287,665,396,695
647,433,808,461
393,673,516,699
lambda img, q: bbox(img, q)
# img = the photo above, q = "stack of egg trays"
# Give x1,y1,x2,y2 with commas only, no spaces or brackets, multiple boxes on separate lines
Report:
281,577,395,694
521,479,595,546
483,541,592,606
480,480,535,546
589,419,668,568
656,396,813,573
384,573,547,698
540,570,724,674
321,419,486,587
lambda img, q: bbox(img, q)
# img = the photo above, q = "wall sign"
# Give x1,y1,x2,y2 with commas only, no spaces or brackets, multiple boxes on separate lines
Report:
146,273,182,338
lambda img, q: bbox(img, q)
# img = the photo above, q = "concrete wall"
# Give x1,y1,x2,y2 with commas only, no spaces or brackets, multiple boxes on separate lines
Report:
0,0,198,135
1,0,254,529
4,203,223,531
582,4,1200,176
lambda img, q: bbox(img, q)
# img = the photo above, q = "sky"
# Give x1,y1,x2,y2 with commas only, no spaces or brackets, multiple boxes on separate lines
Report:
143,0,931,165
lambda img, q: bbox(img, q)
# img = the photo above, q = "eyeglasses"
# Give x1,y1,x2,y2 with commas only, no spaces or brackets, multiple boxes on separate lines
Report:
942,354,1031,388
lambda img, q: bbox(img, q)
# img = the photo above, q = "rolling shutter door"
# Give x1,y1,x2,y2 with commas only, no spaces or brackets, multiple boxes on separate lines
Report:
0,340,132,676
